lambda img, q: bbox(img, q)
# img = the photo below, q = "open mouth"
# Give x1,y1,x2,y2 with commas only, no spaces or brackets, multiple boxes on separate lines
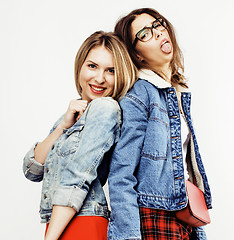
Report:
160,39,172,54
89,84,107,94
161,39,169,46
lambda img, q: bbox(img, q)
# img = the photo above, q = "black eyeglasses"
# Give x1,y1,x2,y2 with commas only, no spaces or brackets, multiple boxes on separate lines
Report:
133,17,167,47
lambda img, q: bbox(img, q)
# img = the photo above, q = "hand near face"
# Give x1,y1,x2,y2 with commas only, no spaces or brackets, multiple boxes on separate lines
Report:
60,99,88,129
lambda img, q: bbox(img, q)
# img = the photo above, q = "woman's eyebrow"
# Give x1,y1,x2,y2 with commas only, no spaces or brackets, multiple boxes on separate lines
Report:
138,20,155,31
86,60,98,65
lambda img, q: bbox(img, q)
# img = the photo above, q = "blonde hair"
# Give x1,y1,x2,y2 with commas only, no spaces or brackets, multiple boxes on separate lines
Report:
74,31,137,101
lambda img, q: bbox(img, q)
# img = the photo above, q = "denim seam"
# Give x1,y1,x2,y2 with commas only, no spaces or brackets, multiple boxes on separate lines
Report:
77,126,119,189
149,102,167,113
126,94,149,115
138,193,173,200
141,152,167,161
149,117,168,127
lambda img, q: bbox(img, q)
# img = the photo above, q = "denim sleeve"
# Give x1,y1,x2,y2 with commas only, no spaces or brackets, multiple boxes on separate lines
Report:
23,142,44,182
191,226,207,239
108,94,148,240
22,115,64,182
52,97,121,212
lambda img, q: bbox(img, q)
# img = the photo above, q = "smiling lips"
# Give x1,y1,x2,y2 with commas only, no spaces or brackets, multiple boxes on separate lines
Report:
89,84,107,94
160,38,172,54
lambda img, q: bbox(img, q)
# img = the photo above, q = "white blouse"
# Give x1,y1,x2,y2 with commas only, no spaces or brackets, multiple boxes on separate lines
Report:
180,112,191,180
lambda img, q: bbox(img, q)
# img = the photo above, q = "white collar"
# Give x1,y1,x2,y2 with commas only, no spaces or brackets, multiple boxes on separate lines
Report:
138,69,171,89
138,69,189,93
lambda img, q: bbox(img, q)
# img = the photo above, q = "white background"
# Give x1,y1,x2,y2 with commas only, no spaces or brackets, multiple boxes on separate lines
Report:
1,0,233,239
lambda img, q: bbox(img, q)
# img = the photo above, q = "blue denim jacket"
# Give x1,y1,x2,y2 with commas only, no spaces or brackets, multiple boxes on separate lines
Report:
108,70,212,240
23,97,121,223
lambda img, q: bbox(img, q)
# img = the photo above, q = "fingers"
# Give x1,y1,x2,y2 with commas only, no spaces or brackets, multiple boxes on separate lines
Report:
60,100,88,129
69,99,88,122
68,100,88,116
75,110,83,121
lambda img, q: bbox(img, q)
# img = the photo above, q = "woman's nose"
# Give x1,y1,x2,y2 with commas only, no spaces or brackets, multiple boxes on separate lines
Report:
153,29,162,39
95,71,105,84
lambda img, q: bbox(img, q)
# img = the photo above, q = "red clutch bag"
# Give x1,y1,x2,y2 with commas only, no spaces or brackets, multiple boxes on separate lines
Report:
176,180,211,227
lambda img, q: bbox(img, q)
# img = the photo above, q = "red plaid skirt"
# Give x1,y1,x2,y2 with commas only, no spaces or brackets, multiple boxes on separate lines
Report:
140,207,193,240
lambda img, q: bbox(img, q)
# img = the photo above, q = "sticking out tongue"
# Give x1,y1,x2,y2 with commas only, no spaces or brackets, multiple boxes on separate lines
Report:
161,42,172,54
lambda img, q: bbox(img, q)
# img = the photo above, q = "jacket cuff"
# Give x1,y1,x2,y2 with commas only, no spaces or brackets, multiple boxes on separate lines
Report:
52,186,87,212
23,142,44,175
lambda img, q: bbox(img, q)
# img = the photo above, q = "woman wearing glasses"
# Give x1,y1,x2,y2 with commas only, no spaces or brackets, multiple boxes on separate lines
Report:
23,31,136,240
108,8,212,240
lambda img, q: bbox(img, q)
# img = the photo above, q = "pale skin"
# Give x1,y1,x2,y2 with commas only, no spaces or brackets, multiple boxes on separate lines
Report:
132,14,185,112
131,13,173,81
34,45,115,240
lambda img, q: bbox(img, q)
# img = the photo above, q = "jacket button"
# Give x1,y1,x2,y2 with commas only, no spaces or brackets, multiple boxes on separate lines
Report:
44,193,47,199
170,115,178,118
177,201,186,205
46,168,49,173
175,176,183,180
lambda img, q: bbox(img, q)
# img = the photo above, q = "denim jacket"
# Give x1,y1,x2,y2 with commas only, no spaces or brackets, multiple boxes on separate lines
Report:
108,70,212,240
23,97,121,223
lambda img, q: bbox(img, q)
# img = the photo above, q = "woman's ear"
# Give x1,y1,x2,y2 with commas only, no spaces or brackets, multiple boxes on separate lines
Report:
137,55,144,62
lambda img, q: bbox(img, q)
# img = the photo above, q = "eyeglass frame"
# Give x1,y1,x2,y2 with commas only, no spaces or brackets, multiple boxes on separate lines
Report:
132,17,167,47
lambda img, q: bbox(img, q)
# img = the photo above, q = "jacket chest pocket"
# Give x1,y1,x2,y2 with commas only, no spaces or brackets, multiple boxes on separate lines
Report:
142,111,169,161
56,123,85,157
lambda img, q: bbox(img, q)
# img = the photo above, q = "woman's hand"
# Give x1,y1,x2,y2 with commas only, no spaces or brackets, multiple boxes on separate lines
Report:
59,100,88,129
34,99,88,165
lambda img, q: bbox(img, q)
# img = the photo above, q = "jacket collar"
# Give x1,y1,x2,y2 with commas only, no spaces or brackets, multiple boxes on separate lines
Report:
139,69,171,89
138,69,190,93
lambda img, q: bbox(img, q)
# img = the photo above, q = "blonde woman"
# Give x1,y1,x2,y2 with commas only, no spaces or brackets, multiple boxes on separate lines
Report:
23,31,136,240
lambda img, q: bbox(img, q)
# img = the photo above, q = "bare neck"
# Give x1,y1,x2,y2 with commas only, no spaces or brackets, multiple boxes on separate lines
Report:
151,63,172,84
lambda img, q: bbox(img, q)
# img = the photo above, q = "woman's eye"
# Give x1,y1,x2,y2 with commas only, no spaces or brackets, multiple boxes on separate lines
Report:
107,68,115,74
88,64,96,69
140,33,147,40
138,29,149,40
